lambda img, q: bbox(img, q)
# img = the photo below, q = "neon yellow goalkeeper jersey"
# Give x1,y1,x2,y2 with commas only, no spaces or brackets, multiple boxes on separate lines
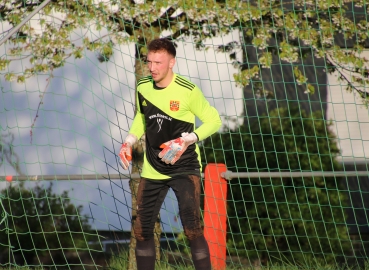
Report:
129,74,222,180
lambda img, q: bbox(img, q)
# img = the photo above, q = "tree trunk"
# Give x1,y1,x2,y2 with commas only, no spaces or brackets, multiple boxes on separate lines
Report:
128,40,161,270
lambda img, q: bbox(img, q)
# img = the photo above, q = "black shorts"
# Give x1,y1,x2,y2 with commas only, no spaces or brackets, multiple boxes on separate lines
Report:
134,174,203,241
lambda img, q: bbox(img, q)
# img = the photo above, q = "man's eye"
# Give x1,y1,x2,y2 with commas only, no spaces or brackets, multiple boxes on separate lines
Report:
146,61,160,65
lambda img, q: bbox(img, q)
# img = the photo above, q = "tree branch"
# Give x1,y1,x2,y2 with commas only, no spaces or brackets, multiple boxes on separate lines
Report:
326,52,369,101
30,70,53,144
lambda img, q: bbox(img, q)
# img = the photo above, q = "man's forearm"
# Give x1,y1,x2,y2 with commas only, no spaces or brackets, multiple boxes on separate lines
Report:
129,113,145,140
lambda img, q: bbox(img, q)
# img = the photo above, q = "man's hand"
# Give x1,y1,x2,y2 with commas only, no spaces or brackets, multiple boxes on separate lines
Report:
119,142,132,169
158,132,197,165
119,134,137,170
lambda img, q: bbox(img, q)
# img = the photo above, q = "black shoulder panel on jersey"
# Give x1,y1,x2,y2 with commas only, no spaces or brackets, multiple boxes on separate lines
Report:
137,76,152,87
174,76,195,91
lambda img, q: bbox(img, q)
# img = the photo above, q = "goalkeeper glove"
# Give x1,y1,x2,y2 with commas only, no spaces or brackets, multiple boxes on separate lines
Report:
119,134,137,170
158,132,198,165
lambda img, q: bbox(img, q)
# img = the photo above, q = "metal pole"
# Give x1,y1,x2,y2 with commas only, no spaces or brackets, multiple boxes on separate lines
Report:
221,170,369,180
0,173,141,181
0,171,368,181
0,0,52,46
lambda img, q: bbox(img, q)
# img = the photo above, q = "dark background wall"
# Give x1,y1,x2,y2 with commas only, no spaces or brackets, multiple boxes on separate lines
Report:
242,38,328,125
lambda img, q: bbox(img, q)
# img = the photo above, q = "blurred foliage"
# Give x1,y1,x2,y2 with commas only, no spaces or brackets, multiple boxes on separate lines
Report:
0,132,23,176
0,1,369,103
0,182,95,266
200,106,351,265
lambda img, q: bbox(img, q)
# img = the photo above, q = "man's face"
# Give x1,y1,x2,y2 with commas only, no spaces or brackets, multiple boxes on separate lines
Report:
147,50,175,85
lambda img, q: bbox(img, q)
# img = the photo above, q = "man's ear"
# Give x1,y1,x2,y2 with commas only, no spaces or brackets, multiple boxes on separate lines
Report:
169,57,176,69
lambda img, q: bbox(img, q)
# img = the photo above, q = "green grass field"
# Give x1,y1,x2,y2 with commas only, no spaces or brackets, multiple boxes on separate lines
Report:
107,251,369,270
1,252,368,270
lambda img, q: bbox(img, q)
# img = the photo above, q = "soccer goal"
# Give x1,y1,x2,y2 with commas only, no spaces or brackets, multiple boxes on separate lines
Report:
1,1,369,269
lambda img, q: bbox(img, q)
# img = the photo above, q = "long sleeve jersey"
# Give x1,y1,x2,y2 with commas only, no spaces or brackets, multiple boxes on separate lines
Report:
129,74,222,179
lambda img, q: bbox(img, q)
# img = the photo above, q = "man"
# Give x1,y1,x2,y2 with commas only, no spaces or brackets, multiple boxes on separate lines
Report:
119,38,222,270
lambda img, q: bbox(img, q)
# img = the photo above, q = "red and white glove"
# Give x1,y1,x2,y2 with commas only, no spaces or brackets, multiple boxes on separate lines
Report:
119,134,137,170
158,132,198,165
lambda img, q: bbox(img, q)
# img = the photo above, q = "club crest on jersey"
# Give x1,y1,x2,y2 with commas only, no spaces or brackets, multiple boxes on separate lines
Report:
170,100,180,111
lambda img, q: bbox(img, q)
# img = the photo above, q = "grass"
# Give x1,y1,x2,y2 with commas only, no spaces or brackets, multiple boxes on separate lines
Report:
0,266,44,270
106,251,369,270
108,251,192,270
1,253,369,269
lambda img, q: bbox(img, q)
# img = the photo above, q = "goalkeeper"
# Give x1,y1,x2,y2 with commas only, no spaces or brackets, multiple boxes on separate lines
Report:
119,38,222,270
